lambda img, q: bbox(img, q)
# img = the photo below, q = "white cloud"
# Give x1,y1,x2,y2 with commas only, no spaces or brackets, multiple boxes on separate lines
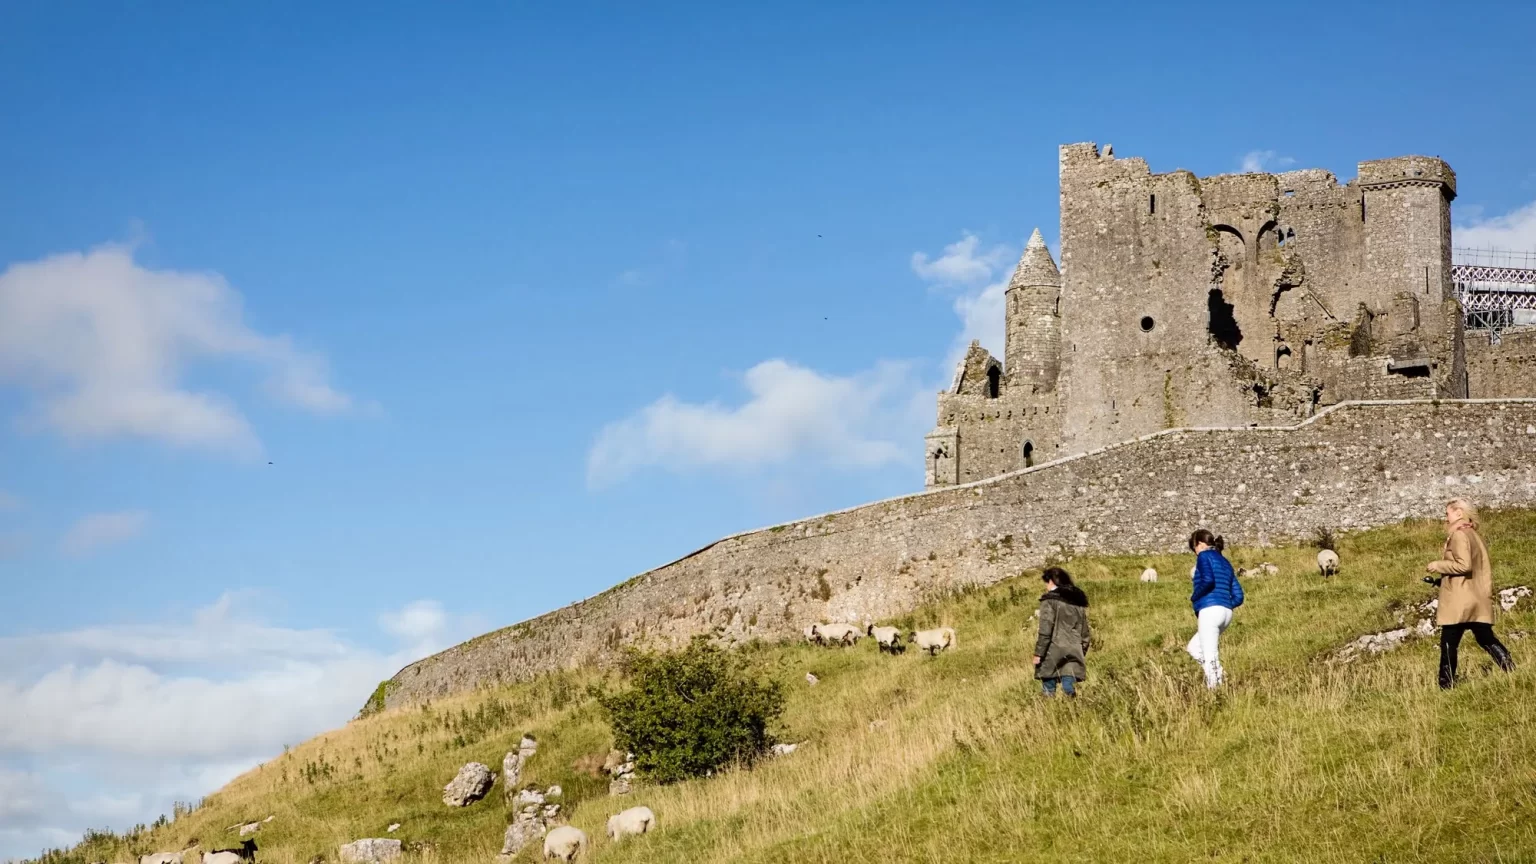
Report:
0,595,463,861
910,234,1007,286
1455,199,1536,254
587,359,920,488
1240,150,1297,173
0,243,352,455
60,511,149,557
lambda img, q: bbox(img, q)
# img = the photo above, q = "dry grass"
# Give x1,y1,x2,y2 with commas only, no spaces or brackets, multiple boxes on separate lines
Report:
42,512,1536,864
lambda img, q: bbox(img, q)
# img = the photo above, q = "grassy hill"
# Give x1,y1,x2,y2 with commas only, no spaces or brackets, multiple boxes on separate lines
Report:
39,513,1536,864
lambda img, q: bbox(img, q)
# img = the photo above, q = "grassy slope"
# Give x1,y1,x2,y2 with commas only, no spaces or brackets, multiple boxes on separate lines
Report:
50,513,1536,864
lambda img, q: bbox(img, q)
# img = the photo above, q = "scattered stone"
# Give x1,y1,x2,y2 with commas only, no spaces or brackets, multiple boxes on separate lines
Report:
263,816,274,823
805,672,819,686
868,719,887,732
338,839,401,864
1499,586,1532,612
385,824,400,834
502,736,539,803
442,762,495,807
770,742,800,756
606,749,637,796
498,785,564,857
609,778,632,796
1510,630,1528,641
238,823,261,836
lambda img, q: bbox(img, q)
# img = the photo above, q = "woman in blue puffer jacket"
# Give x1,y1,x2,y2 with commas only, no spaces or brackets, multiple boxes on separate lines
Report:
1186,528,1244,689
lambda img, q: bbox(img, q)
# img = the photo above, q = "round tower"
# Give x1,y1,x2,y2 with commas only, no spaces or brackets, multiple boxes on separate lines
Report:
1004,228,1063,393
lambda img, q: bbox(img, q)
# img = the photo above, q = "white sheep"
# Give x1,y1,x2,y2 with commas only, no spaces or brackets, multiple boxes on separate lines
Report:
1260,562,1279,575
1318,549,1340,578
803,624,821,643
813,623,861,646
140,854,183,864
866,624,904,653
1140,567,1158,583
606,805,656,842
201,841,256,864
542,825,587,861
908,627,956,656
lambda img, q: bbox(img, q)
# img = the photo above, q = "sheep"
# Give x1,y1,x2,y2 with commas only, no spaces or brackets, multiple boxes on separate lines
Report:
1260,562,1279,575
866,624,904,654
1139,567,1158,583
813,623,861,646
803,624,821,643
140,854,183,864
908,627,956,656
542,825,587,861
1318,549,1340,578
202,840,257,864
606,805,656,842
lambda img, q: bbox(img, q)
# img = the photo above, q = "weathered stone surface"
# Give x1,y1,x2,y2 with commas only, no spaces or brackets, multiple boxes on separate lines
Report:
382,400,1536,709
497,786,564,857
1499,586,1532,612
337,839,400,864
442,762,493,807
501,736,537,803
1469,327,1536,399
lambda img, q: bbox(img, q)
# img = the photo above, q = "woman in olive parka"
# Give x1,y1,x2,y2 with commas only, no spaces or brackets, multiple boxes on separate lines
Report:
1033,566,1091,697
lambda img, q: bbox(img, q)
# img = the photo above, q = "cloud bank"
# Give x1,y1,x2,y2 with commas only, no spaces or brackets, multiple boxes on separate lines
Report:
0,243,351,456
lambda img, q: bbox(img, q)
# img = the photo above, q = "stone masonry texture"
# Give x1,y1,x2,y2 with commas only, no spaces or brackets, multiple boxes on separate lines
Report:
384,399,1536,709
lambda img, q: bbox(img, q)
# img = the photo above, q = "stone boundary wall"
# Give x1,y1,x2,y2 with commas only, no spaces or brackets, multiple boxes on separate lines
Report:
382,399,1536,709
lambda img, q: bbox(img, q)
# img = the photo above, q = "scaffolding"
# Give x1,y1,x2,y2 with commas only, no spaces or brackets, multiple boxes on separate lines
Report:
1452,247,1536,344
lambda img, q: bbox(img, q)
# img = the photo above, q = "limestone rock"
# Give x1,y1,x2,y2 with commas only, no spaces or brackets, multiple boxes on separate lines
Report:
771,742,800,756
1499,586,1532,612
442,762,494,807
502,736,538,802
609,777,632,796
238,822,261,836
805,672,819,686
385,824,399,834
338,839,401,864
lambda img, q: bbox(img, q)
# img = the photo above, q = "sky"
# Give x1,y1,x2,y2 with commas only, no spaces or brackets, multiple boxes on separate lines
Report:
2,0,1535,858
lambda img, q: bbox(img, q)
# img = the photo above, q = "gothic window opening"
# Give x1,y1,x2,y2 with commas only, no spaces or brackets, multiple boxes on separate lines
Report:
1207,288,1243,351
1022,439,1035,468
986,366,1000,398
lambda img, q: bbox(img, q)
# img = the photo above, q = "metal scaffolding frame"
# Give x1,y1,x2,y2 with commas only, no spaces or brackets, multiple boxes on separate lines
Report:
1452,248,1536,344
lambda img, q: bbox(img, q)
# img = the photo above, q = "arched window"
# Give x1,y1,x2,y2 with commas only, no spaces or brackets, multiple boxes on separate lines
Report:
1022,439,1035,468
986,366,1000,399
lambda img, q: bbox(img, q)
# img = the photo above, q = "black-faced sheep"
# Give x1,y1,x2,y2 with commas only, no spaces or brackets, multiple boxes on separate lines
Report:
908,627,956,656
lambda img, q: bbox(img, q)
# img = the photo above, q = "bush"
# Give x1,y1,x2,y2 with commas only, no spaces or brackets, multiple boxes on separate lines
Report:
598,636,785,784
1313,526,1337,551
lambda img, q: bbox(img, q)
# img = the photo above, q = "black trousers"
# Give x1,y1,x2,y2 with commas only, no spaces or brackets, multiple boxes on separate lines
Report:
1439,623,1514,688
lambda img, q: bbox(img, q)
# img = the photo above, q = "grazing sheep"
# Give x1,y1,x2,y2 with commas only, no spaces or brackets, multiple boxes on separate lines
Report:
1318,549,1340,578
203,840,257,864
140,854,183,864
908,627,956,656
814,623,861,646
1139,567,1158,583
1260,562,1279,576
542,826,587,861
606,805,656,842
866,625,904,653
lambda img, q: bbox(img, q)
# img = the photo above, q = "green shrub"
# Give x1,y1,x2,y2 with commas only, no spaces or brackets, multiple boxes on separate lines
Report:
598,636,784,784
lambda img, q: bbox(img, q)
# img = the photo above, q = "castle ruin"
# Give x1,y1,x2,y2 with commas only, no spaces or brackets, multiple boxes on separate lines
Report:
927,144,1474,487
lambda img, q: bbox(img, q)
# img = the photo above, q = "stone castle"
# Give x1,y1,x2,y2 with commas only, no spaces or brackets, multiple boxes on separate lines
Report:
379,144,1536,710
926,143,1486,487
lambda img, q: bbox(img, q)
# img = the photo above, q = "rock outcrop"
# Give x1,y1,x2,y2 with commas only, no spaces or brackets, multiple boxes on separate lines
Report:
442,762,494,807
338,839,400,864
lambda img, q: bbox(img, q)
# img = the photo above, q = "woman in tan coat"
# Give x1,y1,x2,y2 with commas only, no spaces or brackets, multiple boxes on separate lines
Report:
1425,498,1515,689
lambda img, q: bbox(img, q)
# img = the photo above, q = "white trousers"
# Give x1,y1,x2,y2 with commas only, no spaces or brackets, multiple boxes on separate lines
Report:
1186,606,1233,689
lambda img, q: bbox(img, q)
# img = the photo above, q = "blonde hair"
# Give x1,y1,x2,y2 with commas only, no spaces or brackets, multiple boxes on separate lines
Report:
1446,498,1479,527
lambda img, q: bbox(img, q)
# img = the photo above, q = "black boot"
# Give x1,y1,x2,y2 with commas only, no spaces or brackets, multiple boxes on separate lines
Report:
1438,649,1458,689
1489,642,1516,673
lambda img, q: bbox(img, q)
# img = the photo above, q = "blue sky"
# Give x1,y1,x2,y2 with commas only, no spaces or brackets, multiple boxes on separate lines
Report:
2,0,1536,857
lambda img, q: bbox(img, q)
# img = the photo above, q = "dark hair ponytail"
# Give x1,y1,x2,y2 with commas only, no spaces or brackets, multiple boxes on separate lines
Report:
1188,528,1225,552
1042,566,1074,589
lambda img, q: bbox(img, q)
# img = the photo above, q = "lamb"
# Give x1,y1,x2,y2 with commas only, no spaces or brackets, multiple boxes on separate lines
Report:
1139,567,1158,583
908,627,956,656
542,825,587,861
606,805,656,842
1318,549,1340,578
866,625,904,654
202,840,257,864
813,623,861,646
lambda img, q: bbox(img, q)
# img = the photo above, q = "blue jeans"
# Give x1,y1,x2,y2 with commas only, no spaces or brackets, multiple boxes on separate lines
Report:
1042,675,1077,697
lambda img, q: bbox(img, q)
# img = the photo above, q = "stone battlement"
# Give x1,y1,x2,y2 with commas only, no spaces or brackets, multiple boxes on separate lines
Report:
382,398,1536,709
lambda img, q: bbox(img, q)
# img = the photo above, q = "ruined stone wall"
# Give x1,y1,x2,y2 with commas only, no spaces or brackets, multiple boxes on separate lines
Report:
384,400,1536,709
1469,328,1536,397
932,391,1060,483
1054,144,1461,457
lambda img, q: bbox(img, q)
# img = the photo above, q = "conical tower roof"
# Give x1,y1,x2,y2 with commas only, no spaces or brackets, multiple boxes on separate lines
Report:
1007,228,1060,289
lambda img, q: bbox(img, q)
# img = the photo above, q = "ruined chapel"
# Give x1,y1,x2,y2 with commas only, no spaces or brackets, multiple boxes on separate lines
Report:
924,142,1533,488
